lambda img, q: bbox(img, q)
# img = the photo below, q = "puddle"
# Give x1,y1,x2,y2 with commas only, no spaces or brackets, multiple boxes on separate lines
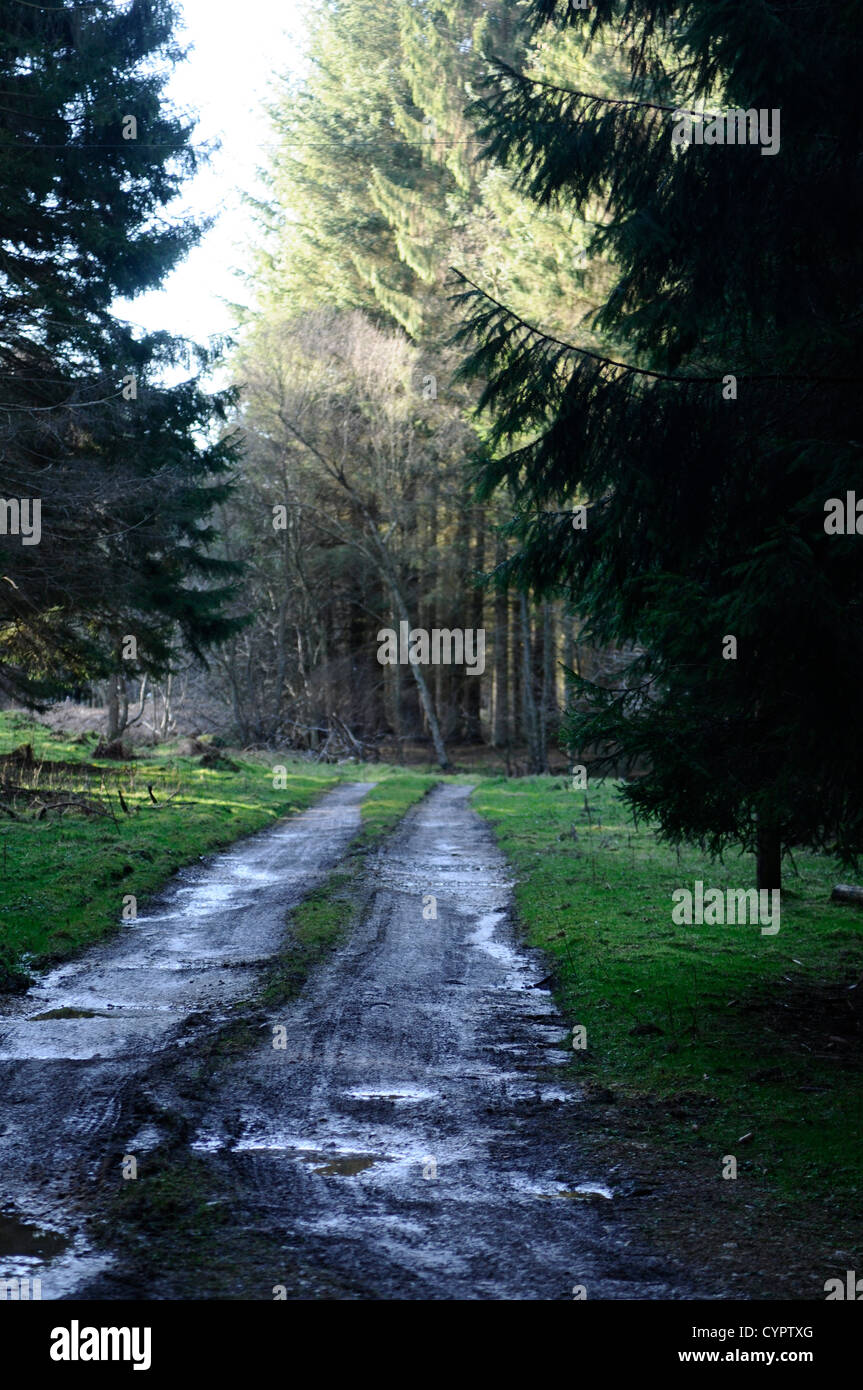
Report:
345,1086,437,1105
531,1027,571,1045
541,1182,614,1202
298,1149,394,1177
0,1211,69,1259
209,1132,399,1179
467,912,525,976
123,1123,164,1154
28,1008,105,1021
190,1135,223,1154
505,1083,582,1104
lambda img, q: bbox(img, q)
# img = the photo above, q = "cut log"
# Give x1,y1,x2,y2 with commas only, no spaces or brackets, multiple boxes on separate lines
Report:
830,884,863,905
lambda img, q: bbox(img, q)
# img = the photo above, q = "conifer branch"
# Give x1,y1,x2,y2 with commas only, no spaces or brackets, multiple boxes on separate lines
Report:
483,59,693,117
450,271,863,385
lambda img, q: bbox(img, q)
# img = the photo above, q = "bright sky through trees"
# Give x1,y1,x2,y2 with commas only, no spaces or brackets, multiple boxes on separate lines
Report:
113,0,304,345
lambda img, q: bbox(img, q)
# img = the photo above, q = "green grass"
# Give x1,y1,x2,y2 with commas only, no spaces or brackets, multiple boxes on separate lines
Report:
471,774,863,1209
356,768,438,845
0,712,431,988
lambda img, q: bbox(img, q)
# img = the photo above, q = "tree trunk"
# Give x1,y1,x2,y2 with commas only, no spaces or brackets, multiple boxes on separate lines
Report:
756,821,782,891
410,654,450,770
434,644,445,743
492,533,509,748
160,673,173,738
126,674,149,728
106,671,128,740
519,592,542,773
539,601,553,773
392,660,402,746
508,586,519,747
562,607,577,707
106,673,120,741
272,594,290,734
390,586,449,770
227,638,248,743
464,503,484,741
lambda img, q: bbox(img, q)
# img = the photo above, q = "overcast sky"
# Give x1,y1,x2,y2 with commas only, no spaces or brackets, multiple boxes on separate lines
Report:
114,0,305,351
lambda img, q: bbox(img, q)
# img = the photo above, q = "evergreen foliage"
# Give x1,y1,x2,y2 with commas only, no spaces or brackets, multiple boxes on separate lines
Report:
0,0,242,701
454,0,863,883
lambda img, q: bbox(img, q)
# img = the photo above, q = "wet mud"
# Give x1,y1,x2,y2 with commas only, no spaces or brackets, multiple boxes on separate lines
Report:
174,785,698,1299
0,782,372,1298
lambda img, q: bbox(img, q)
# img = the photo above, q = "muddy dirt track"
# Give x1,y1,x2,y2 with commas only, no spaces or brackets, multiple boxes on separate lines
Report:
0,782,372,1297
1,782,702,1300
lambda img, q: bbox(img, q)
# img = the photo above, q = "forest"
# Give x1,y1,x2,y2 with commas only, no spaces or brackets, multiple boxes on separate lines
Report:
3,0,860,890
0,0,861,1322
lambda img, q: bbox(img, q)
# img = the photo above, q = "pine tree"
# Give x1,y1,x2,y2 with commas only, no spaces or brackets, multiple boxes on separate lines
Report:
0,0,242,703
249,0,436,337
454,0,863,887
251,0,595,343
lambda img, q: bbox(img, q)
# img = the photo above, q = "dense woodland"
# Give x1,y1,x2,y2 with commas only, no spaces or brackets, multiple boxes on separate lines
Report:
1,0,861,888
210,0,625,770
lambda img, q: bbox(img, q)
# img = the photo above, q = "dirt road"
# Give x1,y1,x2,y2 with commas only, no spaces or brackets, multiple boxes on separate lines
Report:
2,780,698,1300
184,784,694,1299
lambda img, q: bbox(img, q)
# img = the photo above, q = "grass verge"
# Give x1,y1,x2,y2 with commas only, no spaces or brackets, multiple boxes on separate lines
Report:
471,773,863,1296
0,712,349,988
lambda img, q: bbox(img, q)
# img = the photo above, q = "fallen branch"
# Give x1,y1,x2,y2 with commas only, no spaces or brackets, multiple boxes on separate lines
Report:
32,797,108,818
